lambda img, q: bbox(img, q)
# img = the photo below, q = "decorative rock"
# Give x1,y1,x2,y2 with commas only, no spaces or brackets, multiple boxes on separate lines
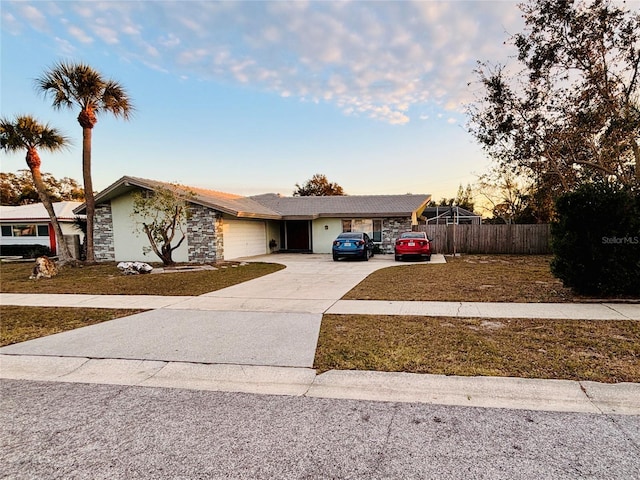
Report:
29,256,58,280
117,261,153,275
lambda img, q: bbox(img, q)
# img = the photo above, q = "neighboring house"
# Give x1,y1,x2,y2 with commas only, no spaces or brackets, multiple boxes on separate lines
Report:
76,176,432,262
0,201,84,256
422,206,481,225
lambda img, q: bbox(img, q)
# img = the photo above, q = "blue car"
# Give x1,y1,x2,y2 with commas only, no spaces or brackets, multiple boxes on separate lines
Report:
332,232,374,261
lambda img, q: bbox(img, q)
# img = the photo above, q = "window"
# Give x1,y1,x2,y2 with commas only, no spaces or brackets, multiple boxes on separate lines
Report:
373,219,382,242
342,219,382,242
352,219,372,235
1,224,50,237
14,225,37,236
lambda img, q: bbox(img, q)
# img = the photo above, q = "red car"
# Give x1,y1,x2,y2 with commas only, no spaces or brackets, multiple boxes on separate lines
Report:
395,232,431,261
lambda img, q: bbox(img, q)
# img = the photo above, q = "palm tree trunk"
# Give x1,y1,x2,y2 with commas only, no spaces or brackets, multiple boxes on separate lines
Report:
82,125,96,263
26,149,74,264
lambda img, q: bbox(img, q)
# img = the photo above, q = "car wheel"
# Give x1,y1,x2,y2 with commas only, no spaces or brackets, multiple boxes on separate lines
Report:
426,255,431,261
333,253,339,261
363,249,369,261
395,254,401,261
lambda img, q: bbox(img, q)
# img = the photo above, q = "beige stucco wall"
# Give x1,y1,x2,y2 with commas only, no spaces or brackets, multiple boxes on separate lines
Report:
312,218,343,253
111,192,189,263
60,223,83,239
266,220,281,252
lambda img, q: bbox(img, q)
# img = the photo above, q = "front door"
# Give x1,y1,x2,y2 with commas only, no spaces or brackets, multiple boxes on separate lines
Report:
283,220,311,251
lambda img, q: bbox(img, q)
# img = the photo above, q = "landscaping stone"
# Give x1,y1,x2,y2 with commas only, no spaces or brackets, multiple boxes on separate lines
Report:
117,261,153,275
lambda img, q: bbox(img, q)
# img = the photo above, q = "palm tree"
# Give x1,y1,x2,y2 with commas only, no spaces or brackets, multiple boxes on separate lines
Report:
0,115,75,263
36,61,133,263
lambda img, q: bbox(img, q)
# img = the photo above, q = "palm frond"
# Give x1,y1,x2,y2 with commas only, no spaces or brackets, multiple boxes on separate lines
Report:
36,61,133,117
0,115,69,153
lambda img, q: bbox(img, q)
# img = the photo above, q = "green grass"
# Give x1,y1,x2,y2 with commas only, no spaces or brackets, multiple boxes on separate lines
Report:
0,261,285,296
314,314,640,383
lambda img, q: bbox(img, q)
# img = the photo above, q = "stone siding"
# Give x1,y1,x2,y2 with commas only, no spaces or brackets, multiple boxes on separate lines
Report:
382,217,413,252
186,204,219,263
94,203,115,261
215,216,224,260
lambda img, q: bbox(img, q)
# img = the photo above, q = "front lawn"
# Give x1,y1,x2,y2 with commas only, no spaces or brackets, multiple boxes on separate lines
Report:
0,261,285,296
344,255,578,302
314,314,640,383
1,306,144,346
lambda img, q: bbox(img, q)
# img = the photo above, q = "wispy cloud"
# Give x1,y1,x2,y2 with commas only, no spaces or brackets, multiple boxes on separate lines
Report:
2,0,524,124
19,4,47,31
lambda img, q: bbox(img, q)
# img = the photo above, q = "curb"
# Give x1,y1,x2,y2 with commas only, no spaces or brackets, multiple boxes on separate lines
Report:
2,354,638,415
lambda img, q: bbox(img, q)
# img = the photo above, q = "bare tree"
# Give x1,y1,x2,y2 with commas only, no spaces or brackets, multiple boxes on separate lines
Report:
130,185,194,266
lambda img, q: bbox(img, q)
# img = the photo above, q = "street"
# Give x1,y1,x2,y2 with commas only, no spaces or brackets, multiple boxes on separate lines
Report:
2,379,639,479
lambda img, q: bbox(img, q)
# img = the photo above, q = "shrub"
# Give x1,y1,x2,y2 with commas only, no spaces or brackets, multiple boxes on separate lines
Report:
0,244,53,259
550,181,640,296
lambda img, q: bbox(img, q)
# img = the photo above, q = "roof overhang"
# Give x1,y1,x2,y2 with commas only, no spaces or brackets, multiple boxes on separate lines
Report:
74,176,282,220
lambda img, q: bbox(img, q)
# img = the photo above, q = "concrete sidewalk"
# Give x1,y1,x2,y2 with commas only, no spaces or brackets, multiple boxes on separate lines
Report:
1,253,639,414
1,293,637,319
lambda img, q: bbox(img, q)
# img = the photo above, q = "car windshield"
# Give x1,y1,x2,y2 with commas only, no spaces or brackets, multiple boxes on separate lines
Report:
400,233,426,239
338,233,362,239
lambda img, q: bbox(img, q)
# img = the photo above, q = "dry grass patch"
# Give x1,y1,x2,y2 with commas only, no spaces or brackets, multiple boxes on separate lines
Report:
315,314,640,383
0,261,285,296
345,255,578,302
1,306,144,346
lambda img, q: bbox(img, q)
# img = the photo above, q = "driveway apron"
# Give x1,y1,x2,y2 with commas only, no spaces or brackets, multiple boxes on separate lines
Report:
0,254,402,368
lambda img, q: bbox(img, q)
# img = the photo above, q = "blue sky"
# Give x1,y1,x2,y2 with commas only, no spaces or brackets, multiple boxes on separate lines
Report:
1,1,525,199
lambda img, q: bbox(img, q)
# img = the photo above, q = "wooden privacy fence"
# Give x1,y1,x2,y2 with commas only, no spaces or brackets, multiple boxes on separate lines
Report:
417,224,552,254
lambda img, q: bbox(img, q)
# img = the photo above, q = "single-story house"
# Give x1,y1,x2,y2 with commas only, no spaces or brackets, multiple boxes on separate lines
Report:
75,176,432,262
0,201,85,257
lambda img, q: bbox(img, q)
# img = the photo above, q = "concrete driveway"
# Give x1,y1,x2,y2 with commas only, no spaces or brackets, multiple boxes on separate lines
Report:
1,254,432,368
172,253,431,313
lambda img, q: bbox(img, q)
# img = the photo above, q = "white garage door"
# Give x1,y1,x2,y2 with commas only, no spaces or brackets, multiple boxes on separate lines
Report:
222,219,267,259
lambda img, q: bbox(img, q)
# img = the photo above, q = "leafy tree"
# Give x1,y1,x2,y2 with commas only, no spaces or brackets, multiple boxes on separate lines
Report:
1,170,83,205
55,176,84,202
293,174,345,196
0,172,25,205
37,61,133,263
551,180,640,296
454,184,475,212
428,184,475,212
0,115,75,263
130,185,194,266
467,0,640,193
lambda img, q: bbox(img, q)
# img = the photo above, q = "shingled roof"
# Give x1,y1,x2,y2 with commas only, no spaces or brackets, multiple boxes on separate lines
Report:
251,193,431,219
77,176,431,220
76,176,281,219
1,201,84,222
